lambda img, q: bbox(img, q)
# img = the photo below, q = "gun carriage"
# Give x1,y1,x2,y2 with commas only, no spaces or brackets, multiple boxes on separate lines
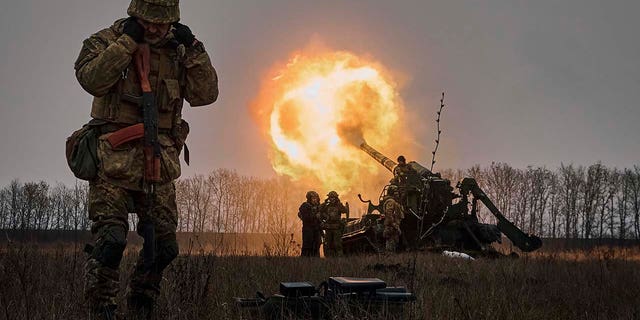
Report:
341,142,542,255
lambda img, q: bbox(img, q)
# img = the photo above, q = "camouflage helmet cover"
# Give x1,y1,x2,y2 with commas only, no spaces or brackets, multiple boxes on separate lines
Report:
128,0,180,24
327,191,339,198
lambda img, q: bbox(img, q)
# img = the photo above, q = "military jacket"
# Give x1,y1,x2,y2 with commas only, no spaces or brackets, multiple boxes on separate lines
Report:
393,163,416,179
320,200,348,229
74,19,218,190
383,197,404,231
298,202,321,228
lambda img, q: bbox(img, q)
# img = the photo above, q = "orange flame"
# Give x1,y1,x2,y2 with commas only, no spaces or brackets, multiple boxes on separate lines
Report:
252,49,411,195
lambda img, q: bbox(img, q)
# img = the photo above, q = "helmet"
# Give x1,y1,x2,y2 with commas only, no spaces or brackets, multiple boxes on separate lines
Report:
128,0,180,24
327,191,339,198
397,155,406,163
305,191,319,201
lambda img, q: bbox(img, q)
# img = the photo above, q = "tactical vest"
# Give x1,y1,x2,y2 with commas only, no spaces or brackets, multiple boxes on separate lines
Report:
91,46,184,130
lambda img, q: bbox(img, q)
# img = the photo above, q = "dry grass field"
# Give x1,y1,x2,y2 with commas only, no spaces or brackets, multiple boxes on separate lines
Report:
1,241,639,320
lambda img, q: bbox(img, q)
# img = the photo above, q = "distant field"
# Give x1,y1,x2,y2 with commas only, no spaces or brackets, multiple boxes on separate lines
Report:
4,230,640,255
1,230,288,255
1,239,639,319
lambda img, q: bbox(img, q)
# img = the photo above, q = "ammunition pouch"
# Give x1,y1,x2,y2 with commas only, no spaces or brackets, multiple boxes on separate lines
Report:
65,120,106,181
97,132,144,183
159,135,181,182
157,79,182,113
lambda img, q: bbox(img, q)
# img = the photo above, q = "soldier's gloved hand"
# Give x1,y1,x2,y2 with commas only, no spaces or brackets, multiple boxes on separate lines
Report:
172,22,196,47
123,17,144,43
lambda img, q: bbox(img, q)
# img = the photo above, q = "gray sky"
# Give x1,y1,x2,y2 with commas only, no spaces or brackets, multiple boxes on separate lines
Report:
1,0,639,186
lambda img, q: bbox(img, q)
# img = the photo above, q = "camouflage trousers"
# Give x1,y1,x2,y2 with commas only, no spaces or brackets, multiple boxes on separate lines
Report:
85,178,179,312
301,226,322,257
323,228,343,257
383,227,401,252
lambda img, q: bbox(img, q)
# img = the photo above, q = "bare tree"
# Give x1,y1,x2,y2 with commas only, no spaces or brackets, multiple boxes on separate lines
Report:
604,169,621,238
547,173,561,238
483,163,519,225
581,163,606,238
617,171,632,239
0,187,8,229
629,166,640,239
527,167,552,236
558,164,584,239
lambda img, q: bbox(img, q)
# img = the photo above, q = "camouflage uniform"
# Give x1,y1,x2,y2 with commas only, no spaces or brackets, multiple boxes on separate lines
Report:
319,192,348,257
383,196,404,252
392,162,416,185
74,0,218,317
392,159,416,207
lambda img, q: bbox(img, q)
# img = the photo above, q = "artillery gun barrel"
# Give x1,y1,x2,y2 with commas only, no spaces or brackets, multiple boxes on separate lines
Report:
359,142,396,172
408,161,434,177
360,142,435,177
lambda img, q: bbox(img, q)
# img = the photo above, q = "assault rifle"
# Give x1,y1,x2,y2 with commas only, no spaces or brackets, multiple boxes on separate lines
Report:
135,43,160,271
106,43,160,271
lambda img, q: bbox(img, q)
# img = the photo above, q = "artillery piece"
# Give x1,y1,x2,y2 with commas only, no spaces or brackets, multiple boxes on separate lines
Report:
341,142,542,255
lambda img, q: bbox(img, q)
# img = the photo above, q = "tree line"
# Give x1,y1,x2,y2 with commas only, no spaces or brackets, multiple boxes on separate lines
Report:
440,163,640,239
1,164,639,240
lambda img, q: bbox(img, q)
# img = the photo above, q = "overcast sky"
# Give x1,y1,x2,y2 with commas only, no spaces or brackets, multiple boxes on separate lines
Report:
1,0,639,186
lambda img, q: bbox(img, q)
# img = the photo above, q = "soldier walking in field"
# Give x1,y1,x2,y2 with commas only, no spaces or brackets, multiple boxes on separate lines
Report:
383,186,404,252
298,191,322,257
73,0,218,318
319,191,349,257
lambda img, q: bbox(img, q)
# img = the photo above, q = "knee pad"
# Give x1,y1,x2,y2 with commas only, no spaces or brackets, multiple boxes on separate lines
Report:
155,237,178,271
93,225,127,269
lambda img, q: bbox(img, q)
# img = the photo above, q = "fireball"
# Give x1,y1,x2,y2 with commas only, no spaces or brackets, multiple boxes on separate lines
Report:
252,50,409,195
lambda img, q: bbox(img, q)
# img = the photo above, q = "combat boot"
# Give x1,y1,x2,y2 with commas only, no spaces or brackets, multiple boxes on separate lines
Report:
90,305,118,320
127,294,156,320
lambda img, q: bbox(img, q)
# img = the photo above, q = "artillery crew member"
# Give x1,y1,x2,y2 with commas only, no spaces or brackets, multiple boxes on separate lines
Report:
319,191,349,257
383,186,405,252
74,0,218,318
298,191,322,257
392,155,417,184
